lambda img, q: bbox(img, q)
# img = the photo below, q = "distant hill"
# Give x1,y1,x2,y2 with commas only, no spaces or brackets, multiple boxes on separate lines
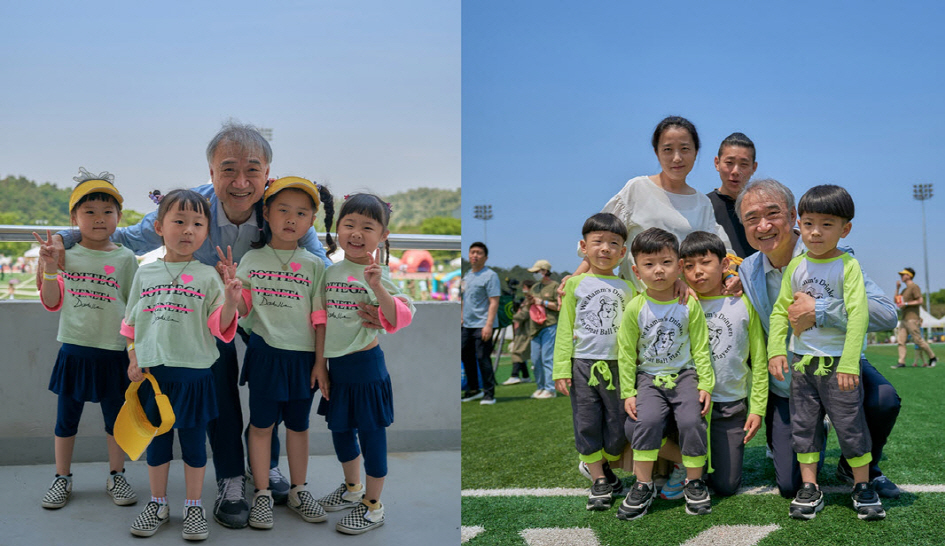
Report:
0,175,71,226
384,187,460,230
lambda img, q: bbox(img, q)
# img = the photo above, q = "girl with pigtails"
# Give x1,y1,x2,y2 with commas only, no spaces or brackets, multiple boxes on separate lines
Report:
314,193,415,535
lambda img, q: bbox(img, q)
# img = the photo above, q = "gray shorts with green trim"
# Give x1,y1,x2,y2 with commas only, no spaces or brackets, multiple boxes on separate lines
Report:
569,358,626,459
789,354,871,460
631,368,706,457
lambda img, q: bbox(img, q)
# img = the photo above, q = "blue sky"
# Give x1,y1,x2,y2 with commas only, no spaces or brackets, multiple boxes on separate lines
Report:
0,0,459,214
462,1,945,299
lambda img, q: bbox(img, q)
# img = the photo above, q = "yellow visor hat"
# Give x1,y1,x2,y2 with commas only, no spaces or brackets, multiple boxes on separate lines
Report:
114,373,175,461
69,179,123,212
263,176,321,209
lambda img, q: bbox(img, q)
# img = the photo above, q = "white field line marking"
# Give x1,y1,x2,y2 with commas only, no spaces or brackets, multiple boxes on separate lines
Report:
680,524,780,546
521,527,601,546
461,525,485,543
462,484,945,497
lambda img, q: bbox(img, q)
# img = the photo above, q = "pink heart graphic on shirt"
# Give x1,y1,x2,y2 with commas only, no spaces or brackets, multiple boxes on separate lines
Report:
290,262,301,273
347,276,359,283
103,265,115,275
180,274,194,284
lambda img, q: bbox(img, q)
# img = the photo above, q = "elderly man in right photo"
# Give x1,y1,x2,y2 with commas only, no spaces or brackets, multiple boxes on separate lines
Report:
735,178,903,500
893,267,938,368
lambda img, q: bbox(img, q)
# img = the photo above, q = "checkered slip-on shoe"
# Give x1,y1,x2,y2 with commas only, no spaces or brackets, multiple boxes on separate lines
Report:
41,475,72,509
317,483,365,512
130,501,169,537
288,486,328,523
336,502,384,535
182,505,209,541
107,472,138,506
248,490,274,530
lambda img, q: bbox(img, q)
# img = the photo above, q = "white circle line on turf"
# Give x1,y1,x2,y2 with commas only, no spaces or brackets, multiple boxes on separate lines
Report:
461,484,945,497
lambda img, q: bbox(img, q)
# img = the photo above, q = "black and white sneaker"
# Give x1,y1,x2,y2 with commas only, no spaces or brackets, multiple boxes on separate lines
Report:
130,501,169,537
288,485,328,523
182,505,210,541
336,502,384,535
790,482,825,520
248,490,274,530
683,478,712,515
461,390,484,402
587,478,614,511
107,471,138,506
616,482,654,521
246,467,290,506
213,476,249,529
852,482,886,521
578,461,623,496
41,475,72,509
317,482,365,512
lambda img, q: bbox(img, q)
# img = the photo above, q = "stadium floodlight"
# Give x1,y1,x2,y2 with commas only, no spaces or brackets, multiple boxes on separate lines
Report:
912,183,934,312
473,204,493,244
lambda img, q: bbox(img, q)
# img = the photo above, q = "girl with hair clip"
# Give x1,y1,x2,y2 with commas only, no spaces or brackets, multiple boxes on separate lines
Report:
222,176,335,530
34,168,139,510
123,189,242,541
314,193,415,535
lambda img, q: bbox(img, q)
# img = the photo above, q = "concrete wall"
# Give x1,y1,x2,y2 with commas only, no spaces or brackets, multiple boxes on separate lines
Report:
0,300,459,465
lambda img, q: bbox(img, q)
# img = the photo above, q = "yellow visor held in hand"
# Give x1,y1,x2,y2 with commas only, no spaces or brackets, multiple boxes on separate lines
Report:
114,373,175,461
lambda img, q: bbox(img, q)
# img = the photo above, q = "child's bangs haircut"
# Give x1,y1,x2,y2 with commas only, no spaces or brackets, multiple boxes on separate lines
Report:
156,189,212,223
338,193,390,228
630,227,679,260
679,231,726,261
797,184,855,223
582,212,628,242
338,193,391,264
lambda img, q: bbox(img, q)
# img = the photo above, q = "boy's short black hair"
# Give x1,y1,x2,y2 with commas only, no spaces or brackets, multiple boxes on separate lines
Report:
679,231,727,261
469,241,488,256
797,184,855,223
582,212,628,242
630,227,679,260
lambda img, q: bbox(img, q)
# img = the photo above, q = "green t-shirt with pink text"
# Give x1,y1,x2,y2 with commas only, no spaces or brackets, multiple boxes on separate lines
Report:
236,246,326,352
53,245,138,351
323,260,414,358
124,260,225,369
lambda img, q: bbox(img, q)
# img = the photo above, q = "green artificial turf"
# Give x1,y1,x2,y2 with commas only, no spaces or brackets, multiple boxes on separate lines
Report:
461,344,945,545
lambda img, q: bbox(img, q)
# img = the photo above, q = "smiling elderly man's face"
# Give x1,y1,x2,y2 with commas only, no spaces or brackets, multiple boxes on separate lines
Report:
209,141,270,223
739,190,797,257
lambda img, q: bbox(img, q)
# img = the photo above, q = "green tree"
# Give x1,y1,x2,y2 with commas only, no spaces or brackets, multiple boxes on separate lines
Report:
420,216,461,262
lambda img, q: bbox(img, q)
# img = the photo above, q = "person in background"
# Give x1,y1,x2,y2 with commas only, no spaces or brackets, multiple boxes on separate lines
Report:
461,242,500,404
504,279,534,385
893,267,937,368
527,260,560,399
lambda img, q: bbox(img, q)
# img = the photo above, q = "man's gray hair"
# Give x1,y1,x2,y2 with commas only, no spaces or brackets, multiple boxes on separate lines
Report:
205,120,273,165
735,178,795,222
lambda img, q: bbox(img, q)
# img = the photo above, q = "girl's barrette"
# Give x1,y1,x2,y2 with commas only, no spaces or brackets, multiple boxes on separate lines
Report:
73,166,115,185
148,190,163,205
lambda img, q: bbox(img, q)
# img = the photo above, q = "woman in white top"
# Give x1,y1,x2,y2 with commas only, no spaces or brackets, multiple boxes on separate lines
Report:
576,116,732,289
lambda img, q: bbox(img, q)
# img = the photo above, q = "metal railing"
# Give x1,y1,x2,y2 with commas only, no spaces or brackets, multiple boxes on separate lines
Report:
0,225,460,250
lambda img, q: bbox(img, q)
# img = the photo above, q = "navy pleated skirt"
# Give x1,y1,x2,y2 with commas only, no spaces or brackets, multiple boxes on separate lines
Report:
48,344,129,403
317,345,393,432
240,333,316,401
139,365,218,429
